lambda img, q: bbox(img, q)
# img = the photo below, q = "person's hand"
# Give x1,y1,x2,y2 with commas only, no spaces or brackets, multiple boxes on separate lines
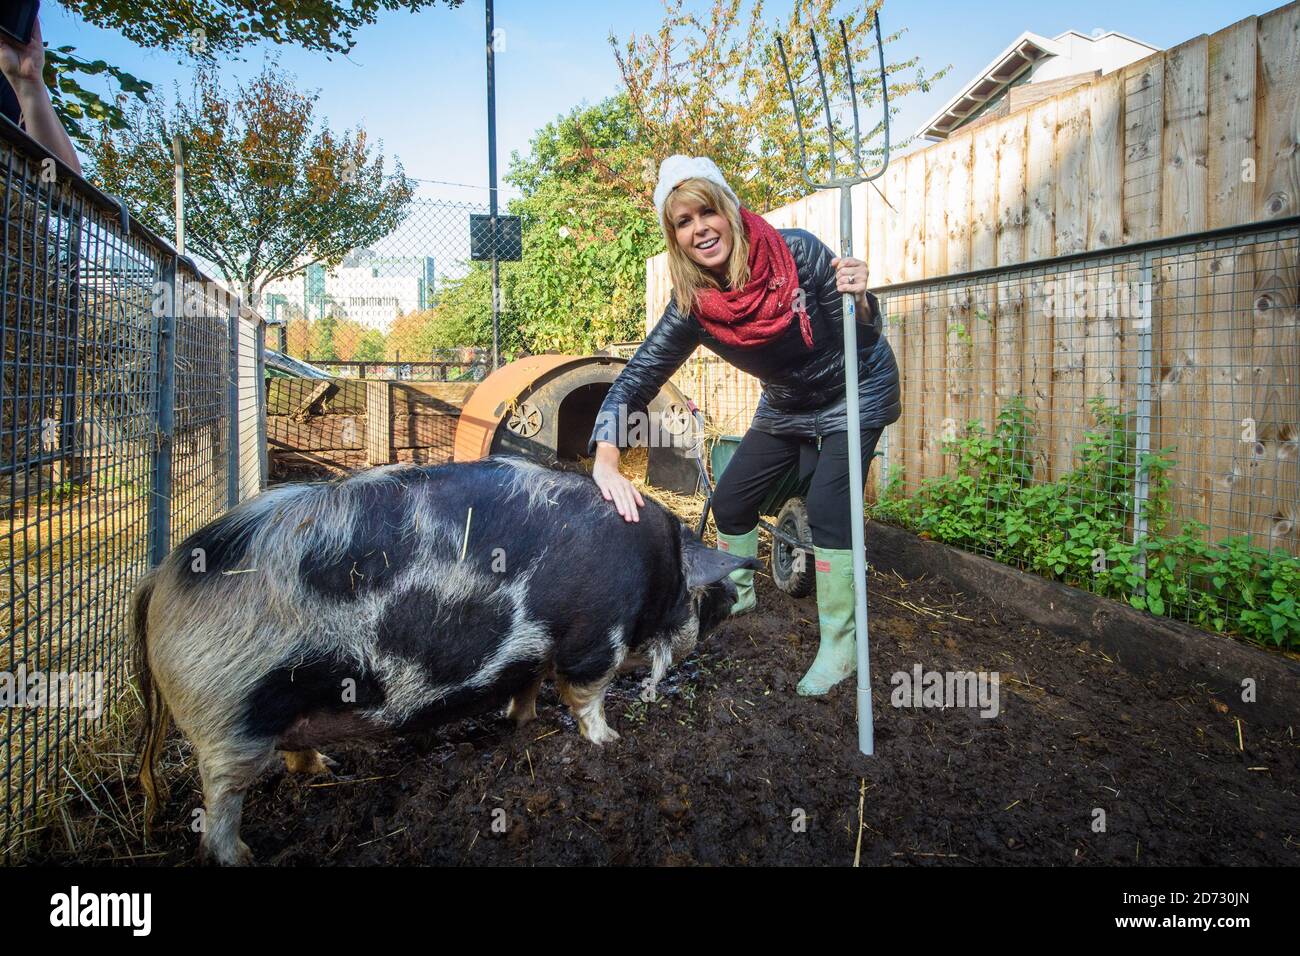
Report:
592,441,644,522
830,256,869,296
0,15,46,95
0,16,82,176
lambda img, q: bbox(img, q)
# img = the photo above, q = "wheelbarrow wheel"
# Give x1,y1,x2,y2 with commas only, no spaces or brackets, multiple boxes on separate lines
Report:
770,497,815,598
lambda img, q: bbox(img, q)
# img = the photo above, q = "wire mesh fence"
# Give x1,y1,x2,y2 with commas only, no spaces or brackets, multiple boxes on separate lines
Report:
869,217,1300,649
260,198,510,382
0,120,266,855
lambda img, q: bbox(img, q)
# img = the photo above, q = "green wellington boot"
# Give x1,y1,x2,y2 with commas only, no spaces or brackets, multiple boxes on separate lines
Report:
797,546,858,696
716,527,759,616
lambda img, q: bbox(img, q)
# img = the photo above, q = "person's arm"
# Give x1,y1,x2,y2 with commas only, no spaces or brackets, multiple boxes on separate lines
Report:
590,301,700,522
0,16,83,176
589,301,700,455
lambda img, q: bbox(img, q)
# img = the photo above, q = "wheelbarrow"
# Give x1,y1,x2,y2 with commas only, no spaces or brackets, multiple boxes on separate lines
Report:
686,402,882,600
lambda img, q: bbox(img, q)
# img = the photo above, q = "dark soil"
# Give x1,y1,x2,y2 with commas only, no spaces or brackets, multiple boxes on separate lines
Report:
30,559,1300,866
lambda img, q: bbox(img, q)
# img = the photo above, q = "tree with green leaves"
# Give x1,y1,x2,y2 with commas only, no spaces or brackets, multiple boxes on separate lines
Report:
310,315,340,362
428,264,525,356
63,1,464,56
355,330,387,363
503,96,661,353
87,61,415,305
40,41,151,148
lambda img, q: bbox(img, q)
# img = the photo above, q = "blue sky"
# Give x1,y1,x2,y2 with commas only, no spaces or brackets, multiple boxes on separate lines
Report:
45,0,1279,204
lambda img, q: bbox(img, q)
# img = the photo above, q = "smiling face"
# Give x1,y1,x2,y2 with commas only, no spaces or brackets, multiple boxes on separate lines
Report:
668,191,734,281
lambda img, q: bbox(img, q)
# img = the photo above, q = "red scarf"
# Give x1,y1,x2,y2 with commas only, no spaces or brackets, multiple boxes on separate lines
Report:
692,206,813,349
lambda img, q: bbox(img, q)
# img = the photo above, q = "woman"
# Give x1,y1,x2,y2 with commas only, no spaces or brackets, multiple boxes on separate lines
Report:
589,155,900,697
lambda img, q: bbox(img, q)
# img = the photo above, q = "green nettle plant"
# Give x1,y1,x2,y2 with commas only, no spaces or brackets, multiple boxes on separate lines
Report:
871,397,1300,651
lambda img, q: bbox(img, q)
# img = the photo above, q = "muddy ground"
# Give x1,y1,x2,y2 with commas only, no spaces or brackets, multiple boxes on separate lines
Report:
29,552,1300,866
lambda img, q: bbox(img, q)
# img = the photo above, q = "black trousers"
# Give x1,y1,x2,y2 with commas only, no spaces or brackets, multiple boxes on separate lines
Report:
712,427,884,550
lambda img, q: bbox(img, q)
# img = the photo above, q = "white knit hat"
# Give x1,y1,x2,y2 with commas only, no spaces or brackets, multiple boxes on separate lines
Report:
652,154,740,222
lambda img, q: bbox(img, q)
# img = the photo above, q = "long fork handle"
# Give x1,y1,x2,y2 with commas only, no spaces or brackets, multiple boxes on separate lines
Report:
838,181,874,757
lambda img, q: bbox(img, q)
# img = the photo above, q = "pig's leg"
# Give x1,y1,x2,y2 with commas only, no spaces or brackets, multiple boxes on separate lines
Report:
506,675,543,727
195,742,275,866
282,749,335,774
556,675,619,745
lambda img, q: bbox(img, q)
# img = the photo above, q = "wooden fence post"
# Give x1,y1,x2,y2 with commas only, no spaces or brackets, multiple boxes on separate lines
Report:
366,380,392,465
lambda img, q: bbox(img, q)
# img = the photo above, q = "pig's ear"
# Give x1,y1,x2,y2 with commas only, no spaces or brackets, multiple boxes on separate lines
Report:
681,534,762,589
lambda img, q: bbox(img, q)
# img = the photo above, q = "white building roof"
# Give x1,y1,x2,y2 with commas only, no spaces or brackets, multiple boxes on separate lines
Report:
916,29,1161,141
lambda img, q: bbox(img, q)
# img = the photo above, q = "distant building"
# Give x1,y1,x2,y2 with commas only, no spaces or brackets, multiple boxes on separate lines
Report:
260,249,437,330
916,29,1160,142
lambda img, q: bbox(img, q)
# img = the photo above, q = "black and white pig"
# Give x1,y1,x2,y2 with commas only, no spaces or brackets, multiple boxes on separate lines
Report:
132,456,759,865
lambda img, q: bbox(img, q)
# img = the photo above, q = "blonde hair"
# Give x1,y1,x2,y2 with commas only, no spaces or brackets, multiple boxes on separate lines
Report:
661,177,749,316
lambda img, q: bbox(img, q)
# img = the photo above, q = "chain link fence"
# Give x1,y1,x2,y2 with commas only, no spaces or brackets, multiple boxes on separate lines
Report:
260,198,513,383
0,120,266,855
869,217,1300,649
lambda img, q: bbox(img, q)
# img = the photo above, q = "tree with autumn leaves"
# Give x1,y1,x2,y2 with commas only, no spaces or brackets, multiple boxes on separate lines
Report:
86,61,415,307
608,0,947,210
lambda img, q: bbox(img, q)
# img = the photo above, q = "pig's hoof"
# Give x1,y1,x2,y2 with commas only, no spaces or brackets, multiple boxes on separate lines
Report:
201,839,255,867
283,749,335,775
230,841,256,867
581,724,621,746
506,698,537,727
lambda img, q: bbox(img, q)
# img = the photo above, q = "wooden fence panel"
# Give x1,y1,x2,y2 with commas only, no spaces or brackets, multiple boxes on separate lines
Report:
1055,86,1091,256
1088,72,1125,250
1162,36,1210,235
1123,55,1165,243
1205,17,1261,539
1256,3,1300,222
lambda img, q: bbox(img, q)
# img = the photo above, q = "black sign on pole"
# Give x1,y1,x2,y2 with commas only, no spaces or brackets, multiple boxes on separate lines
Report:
470,213,522,262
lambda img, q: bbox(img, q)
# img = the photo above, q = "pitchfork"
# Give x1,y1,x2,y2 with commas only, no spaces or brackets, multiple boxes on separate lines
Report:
775,13,891,756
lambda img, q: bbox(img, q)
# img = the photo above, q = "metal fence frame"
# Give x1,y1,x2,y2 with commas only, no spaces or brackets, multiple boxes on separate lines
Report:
869,215,1300,641
0,118,266,855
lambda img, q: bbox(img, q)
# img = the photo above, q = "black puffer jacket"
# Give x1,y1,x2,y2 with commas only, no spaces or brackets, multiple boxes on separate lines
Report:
588,228,901,453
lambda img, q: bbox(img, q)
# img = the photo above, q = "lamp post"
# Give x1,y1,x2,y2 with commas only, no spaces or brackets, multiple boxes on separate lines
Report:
486,0,501,369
